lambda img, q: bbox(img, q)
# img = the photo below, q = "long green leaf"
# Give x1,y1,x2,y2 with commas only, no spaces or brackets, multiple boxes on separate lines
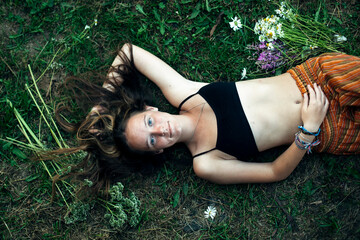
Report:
28,65,68,148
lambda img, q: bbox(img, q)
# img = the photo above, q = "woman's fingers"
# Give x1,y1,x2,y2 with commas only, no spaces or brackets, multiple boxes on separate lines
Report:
316,83,325,104
309,83,329,114
314,83,328,108
89,105,106,116
307,83,327,106
313,83,321,101
302,92,309,110
307,84,316,105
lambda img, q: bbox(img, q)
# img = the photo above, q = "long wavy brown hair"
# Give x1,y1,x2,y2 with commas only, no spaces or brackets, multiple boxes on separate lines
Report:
42,43,165,198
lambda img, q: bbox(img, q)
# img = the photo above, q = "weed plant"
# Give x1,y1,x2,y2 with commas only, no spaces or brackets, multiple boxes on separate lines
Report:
1,0,359,239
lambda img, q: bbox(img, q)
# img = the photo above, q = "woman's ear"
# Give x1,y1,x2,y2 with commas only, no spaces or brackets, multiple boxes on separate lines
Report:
145,105,158,111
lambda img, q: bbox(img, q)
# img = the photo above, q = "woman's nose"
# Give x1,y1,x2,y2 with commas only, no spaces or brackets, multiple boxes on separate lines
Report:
152,125,167,136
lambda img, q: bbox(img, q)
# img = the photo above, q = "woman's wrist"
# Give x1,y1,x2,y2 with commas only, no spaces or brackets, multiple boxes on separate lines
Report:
298,132,315,142
299,125,321,136
294,130,320,154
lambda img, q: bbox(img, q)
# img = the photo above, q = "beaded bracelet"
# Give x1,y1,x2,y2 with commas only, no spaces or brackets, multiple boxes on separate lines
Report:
294,131,320,154
298,126,321,136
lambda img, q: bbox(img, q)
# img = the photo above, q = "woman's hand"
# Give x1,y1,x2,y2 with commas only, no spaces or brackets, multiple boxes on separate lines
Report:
301,83,329,132
89,105,105,115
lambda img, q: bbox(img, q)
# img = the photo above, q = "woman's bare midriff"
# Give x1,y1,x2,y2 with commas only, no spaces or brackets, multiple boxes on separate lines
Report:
236,73,303,151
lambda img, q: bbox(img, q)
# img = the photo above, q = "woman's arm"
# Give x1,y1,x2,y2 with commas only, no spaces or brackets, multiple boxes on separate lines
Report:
193,142,310,184
108,43,205,107
193,84,329,184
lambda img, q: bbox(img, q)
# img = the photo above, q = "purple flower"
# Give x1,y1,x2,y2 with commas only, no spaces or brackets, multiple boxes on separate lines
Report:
247,40,292,72
259,42,267,49
258,52,266,61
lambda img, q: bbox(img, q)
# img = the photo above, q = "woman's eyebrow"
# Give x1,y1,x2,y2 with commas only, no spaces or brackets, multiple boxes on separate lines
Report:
143,115,147,127
143,115,150,149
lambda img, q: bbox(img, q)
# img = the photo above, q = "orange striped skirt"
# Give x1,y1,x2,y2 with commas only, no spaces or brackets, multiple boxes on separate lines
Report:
287,52,360,155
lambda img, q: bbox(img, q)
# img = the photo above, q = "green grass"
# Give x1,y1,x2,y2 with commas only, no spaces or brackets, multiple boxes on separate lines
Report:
1,0,360,239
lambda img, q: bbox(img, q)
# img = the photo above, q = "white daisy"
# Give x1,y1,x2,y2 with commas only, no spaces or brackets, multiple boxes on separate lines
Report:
266,29,276,41
229,17,243,31
266,42,275,50
334,34,347,42
241,68,247,80
204,206,217,219
259,35,266,42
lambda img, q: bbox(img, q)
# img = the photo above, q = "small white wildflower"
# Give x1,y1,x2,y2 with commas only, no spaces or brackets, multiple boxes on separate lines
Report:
94,19,98,26
268,15,279,24
276,24,284,37
87,36,90,39
259,35,266,42
229,16,242,31
49,62,63,70
284,9,293,19
266,42,275,50
278,29,284,38
85,25,90,30
281,7,287,16
275,3,292,20
275,8,282,16
254,22,261,35
338,36,347,42
266,29,276,41
204,206,217,219
241,68,247,80
334,34,347,42
309,45,318,50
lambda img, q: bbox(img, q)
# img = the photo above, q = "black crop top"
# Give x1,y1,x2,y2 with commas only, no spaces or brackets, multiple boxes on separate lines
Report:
178,82,259,159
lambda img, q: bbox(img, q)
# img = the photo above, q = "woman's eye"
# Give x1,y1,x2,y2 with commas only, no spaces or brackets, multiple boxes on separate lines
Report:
148,118,153,127
150,135,156,146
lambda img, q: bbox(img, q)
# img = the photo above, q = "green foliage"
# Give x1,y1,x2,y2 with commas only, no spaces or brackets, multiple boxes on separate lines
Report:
64,201,91,224
103,182,141,229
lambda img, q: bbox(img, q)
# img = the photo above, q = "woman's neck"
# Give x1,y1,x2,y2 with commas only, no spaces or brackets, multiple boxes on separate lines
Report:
176,103,206,144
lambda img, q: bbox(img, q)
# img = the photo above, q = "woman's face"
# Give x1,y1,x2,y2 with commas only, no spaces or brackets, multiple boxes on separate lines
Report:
125,109,182,152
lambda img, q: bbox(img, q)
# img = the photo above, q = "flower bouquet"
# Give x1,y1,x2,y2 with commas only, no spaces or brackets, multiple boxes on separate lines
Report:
230,2,347,73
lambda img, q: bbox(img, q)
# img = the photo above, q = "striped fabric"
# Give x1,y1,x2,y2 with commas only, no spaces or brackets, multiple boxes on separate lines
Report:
287,52,360,155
